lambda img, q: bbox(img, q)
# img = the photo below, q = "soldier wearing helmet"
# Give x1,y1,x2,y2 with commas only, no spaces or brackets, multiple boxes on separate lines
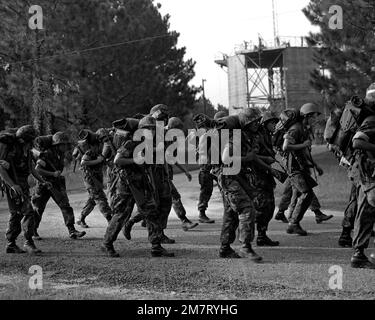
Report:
282,104,325,236
32,131,86,241
0,125,49,255
103,116,175,258
350,113,375,269
150,104,170,125
76,129,113,228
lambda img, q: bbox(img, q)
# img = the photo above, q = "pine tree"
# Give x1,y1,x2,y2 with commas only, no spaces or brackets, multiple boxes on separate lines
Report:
303,0,375,107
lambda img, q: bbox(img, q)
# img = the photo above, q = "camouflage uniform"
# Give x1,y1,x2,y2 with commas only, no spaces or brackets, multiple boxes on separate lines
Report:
218,130,260,260
79,149,112,222
103,141,164,253
0,131,38,252
32,148,76,234
252,128,277,238
197,164,214,213
350,118,375,267
284,122,316,234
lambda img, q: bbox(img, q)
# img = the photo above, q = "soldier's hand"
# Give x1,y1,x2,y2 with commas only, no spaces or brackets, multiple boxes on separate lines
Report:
44,182,53,190
303,140,312,148
0,160,10,170
11,185,23,196
53,171,62,178
186,173,192,182
98,155,105,163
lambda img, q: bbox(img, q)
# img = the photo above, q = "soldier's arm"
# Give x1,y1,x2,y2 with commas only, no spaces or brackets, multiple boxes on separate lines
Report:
283,130,311,152
0,143,17,188
114,152,135,166
175,163,192,181
81,154,104,166
35,159,60,178
353,132,375,152
31,165,49,183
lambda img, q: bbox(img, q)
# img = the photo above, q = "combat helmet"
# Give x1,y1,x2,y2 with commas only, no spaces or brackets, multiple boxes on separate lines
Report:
300,103,321,116
261,111,279,125
193,113,214,129
167,117,184,130
138,116,157,129
52,132,71,145
214,111,227,120
78,129,98,145
16,125,38,143
238,108,262,129
96,128,110,142
150,104,169,122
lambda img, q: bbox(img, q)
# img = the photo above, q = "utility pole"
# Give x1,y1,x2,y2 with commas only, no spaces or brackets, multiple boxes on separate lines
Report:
202,79,207,115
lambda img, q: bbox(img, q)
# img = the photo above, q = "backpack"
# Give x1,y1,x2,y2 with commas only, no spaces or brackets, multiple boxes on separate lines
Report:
273,109,301,152
324,96,369,159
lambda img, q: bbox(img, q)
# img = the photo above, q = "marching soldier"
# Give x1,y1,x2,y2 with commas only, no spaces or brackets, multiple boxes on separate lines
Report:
283,104,324,236
253,111,280,246
0,125,47,254
350,88,375,268
101,116,174,257
217,109,263,261
76,130,113,227
196,113,226,224
32,132,86,240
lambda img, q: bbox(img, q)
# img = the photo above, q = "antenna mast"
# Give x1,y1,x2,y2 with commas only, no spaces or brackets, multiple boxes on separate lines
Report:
272,0,279,46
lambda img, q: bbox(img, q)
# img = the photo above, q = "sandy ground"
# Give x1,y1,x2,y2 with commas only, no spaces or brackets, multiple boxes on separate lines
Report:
0,152,375,300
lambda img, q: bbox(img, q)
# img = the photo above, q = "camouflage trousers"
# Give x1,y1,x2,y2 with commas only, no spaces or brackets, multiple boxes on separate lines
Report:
32,180,75,233
278,178,320,215
288,173,315,225
5,182,35,244
218,175,256,247
170,181,188,222
128,169,172,231
253,179,275,233
197,165,214,212
352,182,375,250
103,184,164,246
81,186,112,221
342,182,358,230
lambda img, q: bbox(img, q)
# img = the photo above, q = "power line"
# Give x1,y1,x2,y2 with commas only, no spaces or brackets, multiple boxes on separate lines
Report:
0,33,173,68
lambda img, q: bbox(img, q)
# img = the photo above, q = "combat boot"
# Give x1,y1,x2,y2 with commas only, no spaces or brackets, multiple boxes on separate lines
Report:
69,229,86,239
287,223,308,236
161,233,176,244
275,211,288,223
100,244,120,258
123,219,135,240
219,245,241,259
240,245,263,262
199,211,215,224
6,242,26,254
23,241,42,255
77,217,89,229
32,231,43,241
338,227,353,248
151,244,175,257
314,210,334,224
257,232,280,247
181,219,199,231
351,249,375,269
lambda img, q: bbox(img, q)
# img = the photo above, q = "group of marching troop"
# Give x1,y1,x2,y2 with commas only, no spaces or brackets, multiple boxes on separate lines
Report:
1,89,375,268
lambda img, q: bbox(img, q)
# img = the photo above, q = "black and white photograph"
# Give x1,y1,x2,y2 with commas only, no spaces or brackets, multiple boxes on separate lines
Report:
0,0,375,307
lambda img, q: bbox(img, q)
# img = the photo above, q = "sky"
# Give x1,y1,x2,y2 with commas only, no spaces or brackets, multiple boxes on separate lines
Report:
158,0,318,107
